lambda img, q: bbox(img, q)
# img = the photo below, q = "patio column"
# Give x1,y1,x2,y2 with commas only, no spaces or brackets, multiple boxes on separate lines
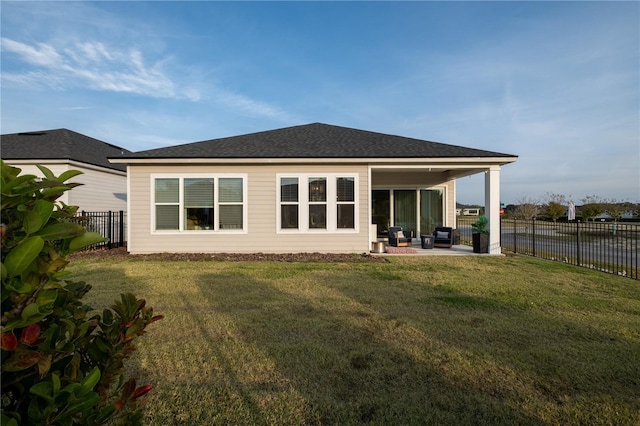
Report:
484,166,501,254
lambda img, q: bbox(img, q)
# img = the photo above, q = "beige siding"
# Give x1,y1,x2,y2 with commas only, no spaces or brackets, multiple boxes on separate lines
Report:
6,162,126,212
371,170,450,187
67,168,127,212
128,164,370,254
11,164,72,206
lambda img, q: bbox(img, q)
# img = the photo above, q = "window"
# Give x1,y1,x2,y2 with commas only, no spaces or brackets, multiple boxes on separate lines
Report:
219,178,243,229
336,177,355,229
153,175,246,232
184,178,214,230
155,178,179,230
309,177,326,229
280,177,299,229
277,174,357,233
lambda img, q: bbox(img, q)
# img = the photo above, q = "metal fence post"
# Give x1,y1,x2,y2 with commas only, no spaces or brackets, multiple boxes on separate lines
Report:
576,220,580,267
107,211,112,250
119,210,125,247
513,218,517,254
532,218,536,257
631,226,640,279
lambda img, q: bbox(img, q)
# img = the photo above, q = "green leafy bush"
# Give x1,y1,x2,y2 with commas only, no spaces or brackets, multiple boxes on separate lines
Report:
1,160,162,425
471,215,489,234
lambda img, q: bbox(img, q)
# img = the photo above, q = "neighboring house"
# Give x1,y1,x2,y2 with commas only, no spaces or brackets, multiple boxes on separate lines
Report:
1,129,130,212
592,212,637,221
111,123,517,254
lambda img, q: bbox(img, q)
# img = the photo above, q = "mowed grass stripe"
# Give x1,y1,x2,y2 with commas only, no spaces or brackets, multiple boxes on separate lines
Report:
69,255,640,425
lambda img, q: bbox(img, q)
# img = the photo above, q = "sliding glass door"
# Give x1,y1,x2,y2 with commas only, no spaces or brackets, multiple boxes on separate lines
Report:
394,190,417,236
420,189,443,235
372,188,444,238
372,190,390,238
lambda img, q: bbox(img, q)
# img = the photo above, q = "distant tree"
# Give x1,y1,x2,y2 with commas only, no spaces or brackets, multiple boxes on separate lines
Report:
602,199,629,222
544,193,568,205
515,196,540,221
546,202,566,222
504,204,518,217
543,193,571,222
580,195,604,222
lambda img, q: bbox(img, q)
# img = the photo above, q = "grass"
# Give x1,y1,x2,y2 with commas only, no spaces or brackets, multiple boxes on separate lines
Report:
68,254,640,425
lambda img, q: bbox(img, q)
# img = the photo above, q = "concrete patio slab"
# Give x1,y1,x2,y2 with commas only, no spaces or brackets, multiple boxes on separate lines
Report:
372,243,497,256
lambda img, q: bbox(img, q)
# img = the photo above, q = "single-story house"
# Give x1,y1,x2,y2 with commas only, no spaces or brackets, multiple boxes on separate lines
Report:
1,129,130,212
110,123,517,254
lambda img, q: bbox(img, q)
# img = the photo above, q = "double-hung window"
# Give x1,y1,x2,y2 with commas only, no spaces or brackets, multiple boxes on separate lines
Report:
308,177,327,229
184,178,214,230
218,178,243,229
153,175,246,232
155,178,180,230
277,174,358,233
336,177,355,229
280,178,299,229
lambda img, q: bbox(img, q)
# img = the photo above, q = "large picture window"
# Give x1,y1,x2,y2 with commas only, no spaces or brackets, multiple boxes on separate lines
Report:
153,175,246,232
277,174,358,233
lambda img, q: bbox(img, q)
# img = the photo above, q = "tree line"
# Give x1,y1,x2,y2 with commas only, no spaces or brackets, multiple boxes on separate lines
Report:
505,193,639,222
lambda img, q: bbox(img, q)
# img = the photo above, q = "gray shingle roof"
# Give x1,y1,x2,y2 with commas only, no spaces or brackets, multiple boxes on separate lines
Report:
124,123,516,160
0,129,130,172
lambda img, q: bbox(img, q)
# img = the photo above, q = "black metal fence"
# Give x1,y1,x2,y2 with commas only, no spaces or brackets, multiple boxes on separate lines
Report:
67,211,639,278
72,211,126,250
457,216,639,280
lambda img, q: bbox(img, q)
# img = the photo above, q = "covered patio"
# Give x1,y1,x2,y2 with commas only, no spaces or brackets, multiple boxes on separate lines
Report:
369,161,509,255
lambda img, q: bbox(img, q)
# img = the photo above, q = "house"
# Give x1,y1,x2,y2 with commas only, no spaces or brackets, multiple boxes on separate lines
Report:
0,129,130,212
110,123,517,254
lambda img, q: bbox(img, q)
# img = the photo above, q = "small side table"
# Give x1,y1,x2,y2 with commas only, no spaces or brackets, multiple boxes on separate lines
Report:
420,235,434,249
371,241,386,253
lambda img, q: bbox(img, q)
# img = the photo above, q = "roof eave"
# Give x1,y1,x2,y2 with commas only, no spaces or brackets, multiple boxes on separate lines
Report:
6,159,127,175
109,156,518,166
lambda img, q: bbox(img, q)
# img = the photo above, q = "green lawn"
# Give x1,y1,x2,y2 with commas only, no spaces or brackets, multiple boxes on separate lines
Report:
68,254,640,425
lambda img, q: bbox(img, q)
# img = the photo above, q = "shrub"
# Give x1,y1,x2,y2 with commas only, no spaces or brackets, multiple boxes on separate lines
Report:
1,160,162,425
471,216,489,234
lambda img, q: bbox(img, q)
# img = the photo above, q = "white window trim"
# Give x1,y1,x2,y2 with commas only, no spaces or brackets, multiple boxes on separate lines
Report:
150,173,248,234
276,173,359,234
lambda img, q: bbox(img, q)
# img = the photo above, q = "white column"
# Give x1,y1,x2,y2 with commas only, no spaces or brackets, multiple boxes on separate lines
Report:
451,179,457,229
368,166,373,245
484,166,502,254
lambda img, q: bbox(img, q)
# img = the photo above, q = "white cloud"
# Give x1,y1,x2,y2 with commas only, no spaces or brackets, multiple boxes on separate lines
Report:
60,106,92,111
1,38,62,67
212,88,296,122
1,36,300,119
1,37,196,101
75,42,114,63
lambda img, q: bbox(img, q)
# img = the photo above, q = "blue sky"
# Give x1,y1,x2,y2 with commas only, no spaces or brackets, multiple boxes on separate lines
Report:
1,1,638,205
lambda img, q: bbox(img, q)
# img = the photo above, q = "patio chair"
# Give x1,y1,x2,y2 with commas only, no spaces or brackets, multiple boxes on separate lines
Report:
433,226,454,248
388,226,413,247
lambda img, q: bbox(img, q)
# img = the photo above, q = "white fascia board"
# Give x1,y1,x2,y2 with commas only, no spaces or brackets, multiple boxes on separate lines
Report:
109,156,518,166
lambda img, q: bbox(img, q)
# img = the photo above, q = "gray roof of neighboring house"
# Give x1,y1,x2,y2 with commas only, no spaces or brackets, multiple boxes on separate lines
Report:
122,123,517,160
0,129,130,172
